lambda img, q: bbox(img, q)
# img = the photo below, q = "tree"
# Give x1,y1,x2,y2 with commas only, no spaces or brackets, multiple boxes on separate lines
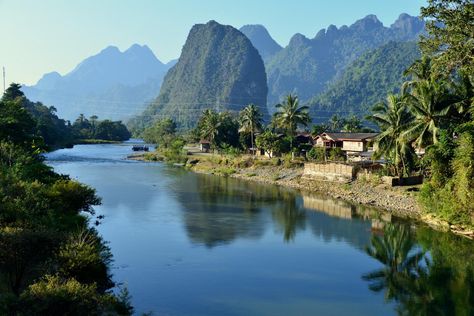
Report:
1,83,24,102
370,94,417,177
341,115,363,132
199,109,221,148
238,104,263,154
255,131,285,158
273,94,311,149
402,79,454,148
142,118,176,147
420,0,474,75
0,100,37,149
329,114,342,132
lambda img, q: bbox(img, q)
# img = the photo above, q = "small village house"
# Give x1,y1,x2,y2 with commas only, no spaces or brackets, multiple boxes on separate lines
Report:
314,132,379,161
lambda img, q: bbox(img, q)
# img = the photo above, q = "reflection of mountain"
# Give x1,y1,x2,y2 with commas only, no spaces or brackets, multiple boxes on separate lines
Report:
172,174,273,247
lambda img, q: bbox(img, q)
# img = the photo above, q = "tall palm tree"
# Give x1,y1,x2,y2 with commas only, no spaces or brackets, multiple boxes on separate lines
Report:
239,104,263,155
199,109,221,148
329,114,342,132
402,79,454,148
370,94,416,177
273,94,311,148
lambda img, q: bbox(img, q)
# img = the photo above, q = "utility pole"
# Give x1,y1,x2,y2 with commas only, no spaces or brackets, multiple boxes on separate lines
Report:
2,67,5,94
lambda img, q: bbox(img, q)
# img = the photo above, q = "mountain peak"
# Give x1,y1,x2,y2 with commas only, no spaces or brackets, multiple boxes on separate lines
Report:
239,24,282,61
391,13,425,36
289,33,310,46
100,45,121,54
137,20,268,129
351,14,383,31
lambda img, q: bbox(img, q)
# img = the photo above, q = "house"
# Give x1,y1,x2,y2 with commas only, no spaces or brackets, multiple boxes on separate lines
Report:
199,140,211,152
314,132,379,161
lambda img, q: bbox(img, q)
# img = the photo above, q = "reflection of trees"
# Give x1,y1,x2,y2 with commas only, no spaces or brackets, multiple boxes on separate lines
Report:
176,174,269,247
271,194,305,242
363,224,424,301
174,172,311,246
363,224,474,315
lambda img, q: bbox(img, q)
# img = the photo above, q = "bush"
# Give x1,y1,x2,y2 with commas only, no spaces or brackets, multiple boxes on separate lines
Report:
307,147,326,161
328,148,345,161
18,275,132,316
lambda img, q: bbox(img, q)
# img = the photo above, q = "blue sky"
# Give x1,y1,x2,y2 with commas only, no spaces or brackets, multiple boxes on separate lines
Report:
0,0,427,85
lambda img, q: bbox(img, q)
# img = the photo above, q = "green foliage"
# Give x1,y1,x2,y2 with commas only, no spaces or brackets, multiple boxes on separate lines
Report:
57,229,113,292
328,148,345,161
2,83,74,149
0,85,133,313
420,0,474,75
18,275,132,316
72,115,131,141
158,137,187,163
239,104,263,151
273,95,311,142
310,41,421,118
196,109,240,149
307,147,326,161
267,16,424,106
142,118,176,147
369,94,418,177
255,131,287,158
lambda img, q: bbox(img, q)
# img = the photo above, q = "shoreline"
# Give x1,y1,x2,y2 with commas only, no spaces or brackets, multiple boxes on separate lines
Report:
129,152,473,239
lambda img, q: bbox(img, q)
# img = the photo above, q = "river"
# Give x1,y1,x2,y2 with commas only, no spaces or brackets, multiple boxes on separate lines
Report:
45,141,474,316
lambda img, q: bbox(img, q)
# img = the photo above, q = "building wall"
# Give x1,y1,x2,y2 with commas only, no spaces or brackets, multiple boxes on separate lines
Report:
342,140,366,152
303,163,357,182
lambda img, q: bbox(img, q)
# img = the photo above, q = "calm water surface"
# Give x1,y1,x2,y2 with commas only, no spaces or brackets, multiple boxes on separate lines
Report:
46,141,474,316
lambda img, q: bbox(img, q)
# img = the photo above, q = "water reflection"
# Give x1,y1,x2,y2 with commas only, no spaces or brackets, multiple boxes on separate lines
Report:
172,174,269,247
363,223,474,315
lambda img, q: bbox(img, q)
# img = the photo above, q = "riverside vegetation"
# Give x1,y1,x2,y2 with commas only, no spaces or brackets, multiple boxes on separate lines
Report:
0,86,134,314
140,0,474,235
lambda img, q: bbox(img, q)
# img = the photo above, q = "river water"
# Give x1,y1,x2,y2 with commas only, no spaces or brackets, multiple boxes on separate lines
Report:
45,141,474,316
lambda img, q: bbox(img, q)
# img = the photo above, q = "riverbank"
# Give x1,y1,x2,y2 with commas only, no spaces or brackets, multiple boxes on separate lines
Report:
132,151,474,239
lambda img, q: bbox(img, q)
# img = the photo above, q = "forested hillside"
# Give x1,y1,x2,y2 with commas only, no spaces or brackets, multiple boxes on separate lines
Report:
309,41,421,121
265,13,425,111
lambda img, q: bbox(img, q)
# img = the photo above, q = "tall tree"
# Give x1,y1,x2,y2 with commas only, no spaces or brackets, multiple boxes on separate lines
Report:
370,94,416,177
420,0,474,75
273,94,311,148
199,109,222,148
238,104,263,154
402,79,454,148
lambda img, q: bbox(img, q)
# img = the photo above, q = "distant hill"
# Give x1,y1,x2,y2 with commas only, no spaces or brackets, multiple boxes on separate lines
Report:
22,44,174,121
266,13,425,113
239,24,282,61
131,20,268,131
309,41,421,122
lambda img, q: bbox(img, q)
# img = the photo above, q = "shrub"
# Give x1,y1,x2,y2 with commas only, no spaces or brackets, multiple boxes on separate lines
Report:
307,147,326,161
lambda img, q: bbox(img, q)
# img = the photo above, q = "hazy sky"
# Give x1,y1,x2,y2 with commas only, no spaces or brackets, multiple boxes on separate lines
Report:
0,0,427,85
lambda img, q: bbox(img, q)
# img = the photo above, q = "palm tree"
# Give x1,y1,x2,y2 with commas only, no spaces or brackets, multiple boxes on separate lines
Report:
273,94,311,148
369,94,416,177
239,104,263,155
342,115,362,132
199,109,221,148
329,114,342,132
362,224,425,302
402,79,454,148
